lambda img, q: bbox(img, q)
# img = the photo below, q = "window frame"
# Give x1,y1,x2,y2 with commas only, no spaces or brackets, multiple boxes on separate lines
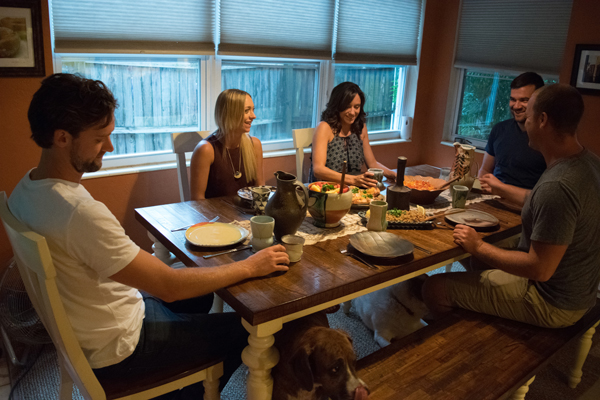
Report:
443,66,559,150
52,54,417,176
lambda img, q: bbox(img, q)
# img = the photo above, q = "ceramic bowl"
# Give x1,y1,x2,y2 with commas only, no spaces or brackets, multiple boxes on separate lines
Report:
307,182,353,228
404,175,446,205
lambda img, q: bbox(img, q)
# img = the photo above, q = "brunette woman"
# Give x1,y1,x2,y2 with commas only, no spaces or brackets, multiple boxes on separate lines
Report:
190,89,265,199
309,82,396,187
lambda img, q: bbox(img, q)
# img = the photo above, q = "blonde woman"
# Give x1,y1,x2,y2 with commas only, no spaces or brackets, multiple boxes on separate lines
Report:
190,89,265,199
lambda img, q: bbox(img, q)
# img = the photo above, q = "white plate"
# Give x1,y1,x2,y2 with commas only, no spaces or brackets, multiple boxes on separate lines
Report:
185,222,249,247
237,186,276,201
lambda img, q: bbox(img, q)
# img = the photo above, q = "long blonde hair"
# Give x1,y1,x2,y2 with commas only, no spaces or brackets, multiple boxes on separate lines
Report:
214,89,258,183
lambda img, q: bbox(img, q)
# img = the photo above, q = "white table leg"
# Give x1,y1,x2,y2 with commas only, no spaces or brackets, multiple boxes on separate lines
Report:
148,232,178,265
569,321,599,388
242,319,283,400
509,376,535,400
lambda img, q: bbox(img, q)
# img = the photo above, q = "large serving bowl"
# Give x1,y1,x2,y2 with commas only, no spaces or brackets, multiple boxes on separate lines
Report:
307,182,353,228
404,175,446,205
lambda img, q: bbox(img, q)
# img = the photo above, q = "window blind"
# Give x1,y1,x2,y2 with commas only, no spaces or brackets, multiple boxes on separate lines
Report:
455,0,573,75
52,0,425,64
218,0,335,59
52,0,215,54
335,0,423,65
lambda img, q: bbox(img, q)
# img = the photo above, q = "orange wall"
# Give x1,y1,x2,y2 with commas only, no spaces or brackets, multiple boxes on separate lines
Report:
559,0,600,155
1,0,599,268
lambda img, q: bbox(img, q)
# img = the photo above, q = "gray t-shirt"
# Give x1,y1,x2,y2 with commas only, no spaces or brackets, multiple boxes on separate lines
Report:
518,149,600,310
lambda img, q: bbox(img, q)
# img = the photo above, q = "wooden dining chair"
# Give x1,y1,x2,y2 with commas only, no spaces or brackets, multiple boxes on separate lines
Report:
172,131,211,202
0,192,223,400
292,128,315,182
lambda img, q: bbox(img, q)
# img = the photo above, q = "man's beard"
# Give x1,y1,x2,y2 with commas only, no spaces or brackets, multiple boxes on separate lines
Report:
70,147,102,173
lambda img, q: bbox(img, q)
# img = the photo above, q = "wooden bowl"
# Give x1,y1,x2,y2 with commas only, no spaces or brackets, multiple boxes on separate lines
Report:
404,175,446,205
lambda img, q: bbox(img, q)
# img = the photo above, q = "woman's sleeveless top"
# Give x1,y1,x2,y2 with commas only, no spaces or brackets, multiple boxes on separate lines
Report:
308,132,365,182
204,134,252,198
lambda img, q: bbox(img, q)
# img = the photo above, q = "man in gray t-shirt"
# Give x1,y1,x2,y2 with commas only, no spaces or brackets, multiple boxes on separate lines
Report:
423,84,600,328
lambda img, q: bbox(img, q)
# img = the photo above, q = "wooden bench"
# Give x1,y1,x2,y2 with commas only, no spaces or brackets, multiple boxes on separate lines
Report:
357,303,600,400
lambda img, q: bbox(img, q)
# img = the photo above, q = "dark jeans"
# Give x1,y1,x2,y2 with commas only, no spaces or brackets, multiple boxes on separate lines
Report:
93,293,248,399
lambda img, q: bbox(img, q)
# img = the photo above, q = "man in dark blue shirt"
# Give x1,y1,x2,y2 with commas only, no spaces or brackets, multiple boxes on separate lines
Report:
479,72,547,203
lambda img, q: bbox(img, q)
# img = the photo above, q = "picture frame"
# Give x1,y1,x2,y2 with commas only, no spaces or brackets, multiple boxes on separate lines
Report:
0,0,45,77
570,44,600,96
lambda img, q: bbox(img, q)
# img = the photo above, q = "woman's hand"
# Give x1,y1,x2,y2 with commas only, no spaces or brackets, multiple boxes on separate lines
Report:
350,172,378,188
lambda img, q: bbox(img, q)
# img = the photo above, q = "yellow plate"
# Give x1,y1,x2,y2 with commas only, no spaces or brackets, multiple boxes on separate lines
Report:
185,222,249,247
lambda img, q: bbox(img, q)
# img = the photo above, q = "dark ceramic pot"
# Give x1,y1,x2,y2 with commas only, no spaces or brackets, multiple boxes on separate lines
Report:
265,171,309,241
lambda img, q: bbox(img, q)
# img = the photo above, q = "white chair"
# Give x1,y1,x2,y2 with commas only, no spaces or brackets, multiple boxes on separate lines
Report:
172,131,211,202
0,192,223,400
170,132,224,314
292,128,315,182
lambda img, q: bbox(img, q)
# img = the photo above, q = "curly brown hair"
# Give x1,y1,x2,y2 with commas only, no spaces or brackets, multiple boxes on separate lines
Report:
321,82,366,137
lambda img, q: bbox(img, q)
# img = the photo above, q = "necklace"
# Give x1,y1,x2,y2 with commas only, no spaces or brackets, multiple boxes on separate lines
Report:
226,147,242,179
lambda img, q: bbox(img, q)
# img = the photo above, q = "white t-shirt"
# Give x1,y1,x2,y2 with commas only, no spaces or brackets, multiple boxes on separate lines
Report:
8,170,144,368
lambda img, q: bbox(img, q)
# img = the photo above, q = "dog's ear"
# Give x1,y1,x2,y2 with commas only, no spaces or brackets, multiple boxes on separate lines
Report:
291,346,314,392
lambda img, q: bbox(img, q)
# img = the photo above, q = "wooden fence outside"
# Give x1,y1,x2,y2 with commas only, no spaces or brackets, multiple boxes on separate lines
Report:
63,60,399,155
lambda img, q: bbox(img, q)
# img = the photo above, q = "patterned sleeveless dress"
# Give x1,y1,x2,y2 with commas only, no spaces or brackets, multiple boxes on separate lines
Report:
308,133,365,183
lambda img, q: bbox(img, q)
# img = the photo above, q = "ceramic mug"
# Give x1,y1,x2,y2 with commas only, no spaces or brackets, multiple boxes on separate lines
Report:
366,200,388,232
368,168,385,190
251,186,271,215
281,234,305,262
451,185,469,209
250,215,274,252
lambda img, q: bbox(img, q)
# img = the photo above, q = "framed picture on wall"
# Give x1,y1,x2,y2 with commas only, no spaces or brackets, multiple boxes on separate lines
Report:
570,44,600,96
0,0,45,77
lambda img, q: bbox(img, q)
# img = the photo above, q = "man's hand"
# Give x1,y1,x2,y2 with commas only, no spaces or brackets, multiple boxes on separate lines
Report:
479,173,503,195
246,245,290,277
453,224,484,255
351,172,378,188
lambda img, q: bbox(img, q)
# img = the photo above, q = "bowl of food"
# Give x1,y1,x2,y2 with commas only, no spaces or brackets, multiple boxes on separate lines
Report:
404,175,447,205
307,182,353,228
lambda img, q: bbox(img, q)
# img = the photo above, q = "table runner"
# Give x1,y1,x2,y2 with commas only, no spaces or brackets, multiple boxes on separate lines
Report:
233,190,500,246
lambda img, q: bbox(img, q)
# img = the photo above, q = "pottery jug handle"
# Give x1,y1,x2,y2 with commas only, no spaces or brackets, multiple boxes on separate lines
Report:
294,179,309,208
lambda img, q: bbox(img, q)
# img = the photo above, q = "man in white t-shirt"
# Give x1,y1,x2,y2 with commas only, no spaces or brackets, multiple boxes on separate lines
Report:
9,73,290,398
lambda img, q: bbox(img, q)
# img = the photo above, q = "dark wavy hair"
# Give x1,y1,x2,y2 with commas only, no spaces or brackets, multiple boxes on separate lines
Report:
28,73,118,149
511,72,545,90
321,82,366,137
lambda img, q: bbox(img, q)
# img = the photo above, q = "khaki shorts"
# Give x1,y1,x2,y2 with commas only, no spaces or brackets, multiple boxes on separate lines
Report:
445,269,588,328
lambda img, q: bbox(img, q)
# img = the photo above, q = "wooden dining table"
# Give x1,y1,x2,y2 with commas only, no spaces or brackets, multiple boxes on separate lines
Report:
135,164,523,400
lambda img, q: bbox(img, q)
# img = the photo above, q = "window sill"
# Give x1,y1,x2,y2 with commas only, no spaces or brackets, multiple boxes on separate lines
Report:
82,138,412,180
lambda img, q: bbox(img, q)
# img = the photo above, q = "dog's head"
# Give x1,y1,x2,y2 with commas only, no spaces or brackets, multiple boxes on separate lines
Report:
290,326,368,400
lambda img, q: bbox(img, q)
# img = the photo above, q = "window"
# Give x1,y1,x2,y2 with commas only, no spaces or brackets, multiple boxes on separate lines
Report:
61,57,201,158
51,1,423,172
452,69,558,148
221,60,319,147
334,65,406,134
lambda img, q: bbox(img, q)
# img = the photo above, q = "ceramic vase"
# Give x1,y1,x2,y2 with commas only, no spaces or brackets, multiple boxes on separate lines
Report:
265,171,309,241
449,143,478,191
386,156,411,211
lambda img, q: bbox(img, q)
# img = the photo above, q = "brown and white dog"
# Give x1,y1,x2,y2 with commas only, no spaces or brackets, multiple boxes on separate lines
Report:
353,275,430,347
272,311,369,400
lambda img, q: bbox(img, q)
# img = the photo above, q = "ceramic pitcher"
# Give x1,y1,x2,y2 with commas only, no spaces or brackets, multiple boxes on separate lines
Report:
265,171,309,241
449,143,479,191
